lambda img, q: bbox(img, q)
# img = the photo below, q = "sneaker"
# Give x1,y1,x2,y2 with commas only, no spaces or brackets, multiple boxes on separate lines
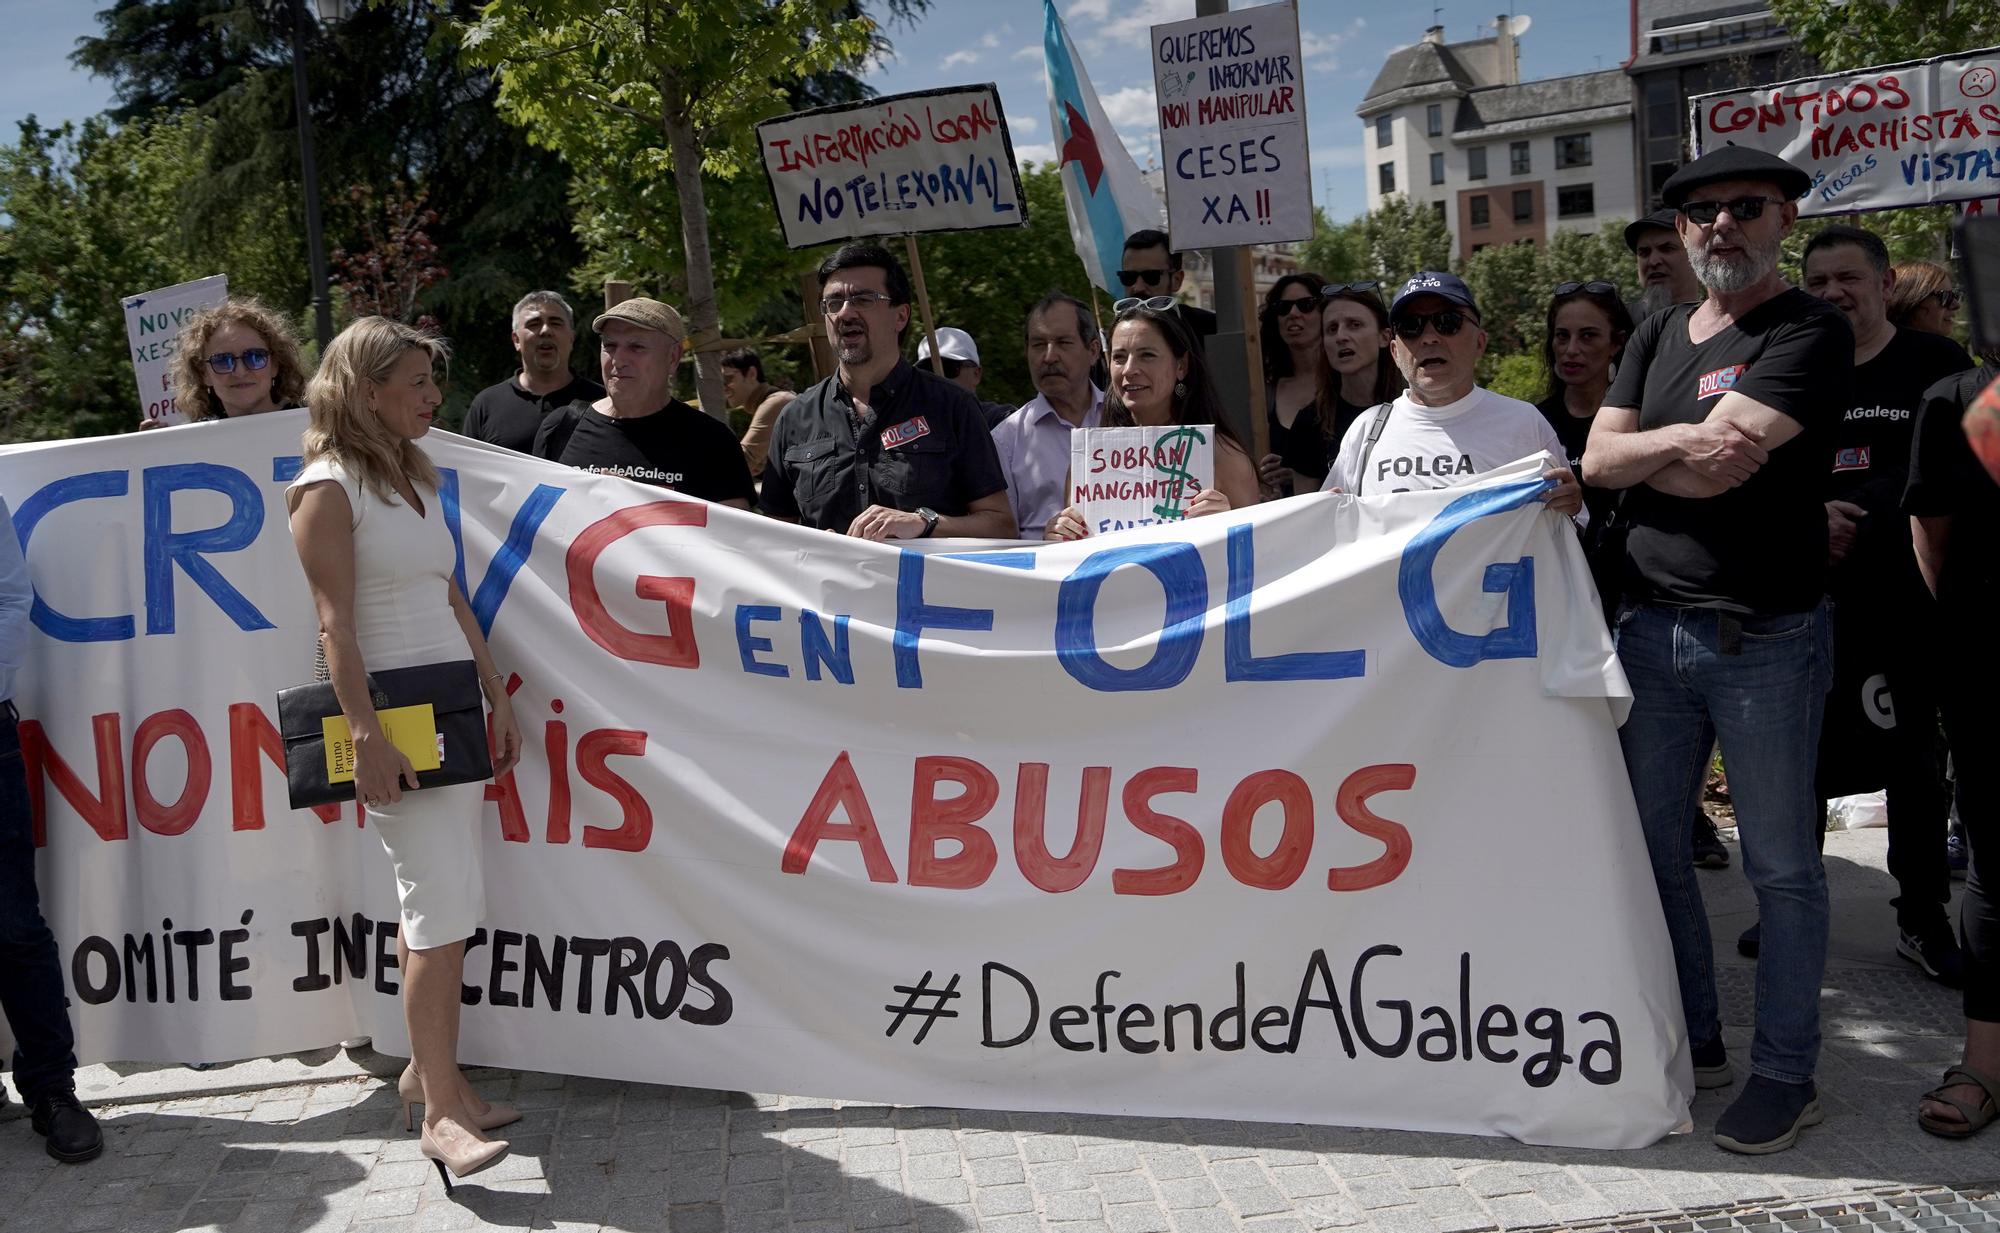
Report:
1737,921,1761,959
1714,1075,1823,1154
1692,1037,1734,1089
1693,818,1730,870
1946,828,1969,881
28,1088,103,1164
1898,927,1966,988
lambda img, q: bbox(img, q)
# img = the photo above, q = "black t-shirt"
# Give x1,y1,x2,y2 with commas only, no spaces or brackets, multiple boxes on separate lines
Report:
1602,289,1854,614
1904,364,2000,613
761,360,1010,531
1536,392,1618,532
534,398,756,506
1265,391,1328,493
462,374,605,454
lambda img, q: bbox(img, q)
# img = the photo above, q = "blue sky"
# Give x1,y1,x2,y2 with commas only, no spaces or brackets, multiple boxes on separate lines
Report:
4,0,1637,223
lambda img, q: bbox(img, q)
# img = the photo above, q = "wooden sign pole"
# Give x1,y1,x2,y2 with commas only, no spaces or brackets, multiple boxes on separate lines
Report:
904,234,946,377
1238,252,1269,464
799,271,835,383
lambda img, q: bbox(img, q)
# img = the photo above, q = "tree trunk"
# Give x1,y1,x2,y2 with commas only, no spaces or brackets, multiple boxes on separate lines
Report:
660,94,729,424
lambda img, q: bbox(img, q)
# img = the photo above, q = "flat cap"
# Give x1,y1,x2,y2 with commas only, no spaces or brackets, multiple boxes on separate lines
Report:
1661,145,1812,208
1623,208,1680,251
592,297,687,344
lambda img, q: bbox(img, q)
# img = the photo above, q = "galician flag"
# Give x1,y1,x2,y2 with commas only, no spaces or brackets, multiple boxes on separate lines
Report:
1043,0,1166,294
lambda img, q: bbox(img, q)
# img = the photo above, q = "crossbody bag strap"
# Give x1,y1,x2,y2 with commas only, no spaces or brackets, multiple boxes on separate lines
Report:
1354,402,1394,496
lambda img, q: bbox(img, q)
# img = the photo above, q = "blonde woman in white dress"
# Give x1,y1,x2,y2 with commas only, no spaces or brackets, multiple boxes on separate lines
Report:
287,317,524,1187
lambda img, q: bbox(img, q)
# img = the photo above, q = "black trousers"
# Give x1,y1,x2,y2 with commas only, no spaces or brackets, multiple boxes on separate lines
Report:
1935,610,1999,1023
0,704,79,1100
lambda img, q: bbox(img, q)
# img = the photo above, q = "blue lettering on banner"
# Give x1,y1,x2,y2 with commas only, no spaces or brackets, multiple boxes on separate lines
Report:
1222,525,1364,682
437,469,566,637
1055,543,1207,692
1397,479,1542,668
143,463,273,635
799,155,1018,228
736,605,789,678
894,551,996,688
799,610,854,684
15,470,135,642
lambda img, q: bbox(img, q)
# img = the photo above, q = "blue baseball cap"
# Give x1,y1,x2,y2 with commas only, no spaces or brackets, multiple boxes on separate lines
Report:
1389,271,1480,323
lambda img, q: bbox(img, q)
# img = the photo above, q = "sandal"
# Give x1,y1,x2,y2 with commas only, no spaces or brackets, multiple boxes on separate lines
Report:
1918,1064,2000,1139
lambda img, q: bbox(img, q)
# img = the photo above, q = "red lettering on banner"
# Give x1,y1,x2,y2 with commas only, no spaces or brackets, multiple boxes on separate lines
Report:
1012,764,1109,893
577,728,651,852
783,751,898,881
22,715,127,845
227,703,342,829
1327,763,1417,891
1219,769,1313,889
1111,767,1203,896
908,755,1000,888
543,711,572,845
566,501,706,669
132,709,209,836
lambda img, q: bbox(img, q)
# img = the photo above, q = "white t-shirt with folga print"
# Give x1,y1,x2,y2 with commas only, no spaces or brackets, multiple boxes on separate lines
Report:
1321,387,1567,498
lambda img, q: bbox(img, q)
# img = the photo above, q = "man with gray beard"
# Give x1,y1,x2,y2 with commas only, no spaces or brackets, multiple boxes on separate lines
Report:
1585,147,1853,1155
1626,208,1703,320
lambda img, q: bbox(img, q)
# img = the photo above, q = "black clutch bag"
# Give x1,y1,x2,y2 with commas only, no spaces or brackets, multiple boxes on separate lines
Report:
276,659,494,810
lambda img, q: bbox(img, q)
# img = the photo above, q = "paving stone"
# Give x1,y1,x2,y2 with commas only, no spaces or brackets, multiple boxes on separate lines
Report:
973,1183,1035,1217
1046,1190,1107,1221
1156,1176,1225,1211
1107,1203,1174,1233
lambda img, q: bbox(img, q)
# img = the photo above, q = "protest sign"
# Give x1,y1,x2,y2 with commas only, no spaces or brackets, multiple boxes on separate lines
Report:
1690,46,2000,215
757,85,1027,249
1069,424,1215,533
0,417,1690,1149
121,274,228,425
1151,2,1313,249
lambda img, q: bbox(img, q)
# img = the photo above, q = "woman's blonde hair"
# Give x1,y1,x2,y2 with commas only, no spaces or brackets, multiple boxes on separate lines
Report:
171,296,309,421
302,316,447,500
1887,260,1955,328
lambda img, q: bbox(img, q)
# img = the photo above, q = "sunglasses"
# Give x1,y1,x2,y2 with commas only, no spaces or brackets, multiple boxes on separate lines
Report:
1117,269,1168,287
1679,196,1781,225
1553,280,1620,297
1321,281,1380,297
1391,310,1472,340
205,349,271,374
1114,296,1179,313
1271,296,1321,317
1931,288,1963,310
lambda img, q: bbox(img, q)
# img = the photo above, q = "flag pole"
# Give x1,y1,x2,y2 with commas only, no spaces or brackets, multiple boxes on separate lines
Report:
905,234,946,377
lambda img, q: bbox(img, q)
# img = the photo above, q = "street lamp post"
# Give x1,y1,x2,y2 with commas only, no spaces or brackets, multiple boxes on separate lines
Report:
290,0,349,351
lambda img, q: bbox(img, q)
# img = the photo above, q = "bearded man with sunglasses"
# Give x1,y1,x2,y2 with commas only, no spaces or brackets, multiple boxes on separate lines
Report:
1119,229,1218,344
1319,271,1581,517
1585,147,1855,1156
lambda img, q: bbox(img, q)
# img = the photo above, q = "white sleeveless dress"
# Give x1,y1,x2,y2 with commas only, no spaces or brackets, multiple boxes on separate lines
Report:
289,456,487,949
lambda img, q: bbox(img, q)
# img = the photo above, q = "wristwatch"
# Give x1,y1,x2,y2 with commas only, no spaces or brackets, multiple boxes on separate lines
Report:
917,507,940,538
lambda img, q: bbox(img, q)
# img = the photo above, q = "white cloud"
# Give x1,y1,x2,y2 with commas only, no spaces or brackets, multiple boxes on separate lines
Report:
1009,112,1040,134
1014,142,1060,167
981,31,1001,49
941,49,981,69
1298,17,1367,71
1074,0,1192,53
1013,44,1043,61
1097,84,1157,131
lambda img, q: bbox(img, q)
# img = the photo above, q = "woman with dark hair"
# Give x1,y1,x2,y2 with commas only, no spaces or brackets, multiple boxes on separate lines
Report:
1045,299,1260,539
1536,280,1633,532
1314,282,1403,448
1257,272,1327,497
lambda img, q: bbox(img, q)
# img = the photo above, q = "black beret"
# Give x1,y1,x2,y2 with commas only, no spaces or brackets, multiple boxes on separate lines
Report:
1661,145,1812,208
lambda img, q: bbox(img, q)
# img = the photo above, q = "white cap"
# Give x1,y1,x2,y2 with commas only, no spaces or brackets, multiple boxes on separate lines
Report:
916,326,979,365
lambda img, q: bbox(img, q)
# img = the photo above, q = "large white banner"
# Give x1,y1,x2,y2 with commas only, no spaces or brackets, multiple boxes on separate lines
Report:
1691,46,2000,215
0,414,1690,1149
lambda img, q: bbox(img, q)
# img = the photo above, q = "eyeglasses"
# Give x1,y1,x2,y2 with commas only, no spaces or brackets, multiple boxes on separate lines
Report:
1272,296,1321,317
1679,196,1781,225
1321,281,1380,297
1117,269,1168,287
205,349,271,374
1391,310,1471,340
820,292,897,315
1931,289,1962,310
1553,280,1620,297
1114,296,1179,313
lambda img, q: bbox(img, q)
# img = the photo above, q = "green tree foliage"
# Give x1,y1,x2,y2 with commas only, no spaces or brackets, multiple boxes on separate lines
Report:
1457,223,1639,388
460,0,880,420
1362,196,1452,287
0,113,302,441
1768,0,2000,73
1299,207,1371,284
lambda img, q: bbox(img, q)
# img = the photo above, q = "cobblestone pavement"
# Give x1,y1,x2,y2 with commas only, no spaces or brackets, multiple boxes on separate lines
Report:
2,831,1995,1233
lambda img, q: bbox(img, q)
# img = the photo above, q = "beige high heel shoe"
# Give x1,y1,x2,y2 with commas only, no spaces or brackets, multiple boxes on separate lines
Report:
419,1118,507,1192
398,1063,522,1133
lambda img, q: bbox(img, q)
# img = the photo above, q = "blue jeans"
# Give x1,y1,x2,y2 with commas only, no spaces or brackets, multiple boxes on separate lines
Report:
1614,602,1831,1085
0,706,78,1101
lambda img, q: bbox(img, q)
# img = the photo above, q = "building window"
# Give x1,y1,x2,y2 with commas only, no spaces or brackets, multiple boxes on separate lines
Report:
1426,103,1443,137
1433,201,1447,223
1510,141,1530,175
1555,133,1592,169
1379,161,1396,194
1376,114,1392,147
1470,195,1490,227
1512,188,1534,222
1429,152,1445,185
1468,146,1488,180
1557,185,1596,217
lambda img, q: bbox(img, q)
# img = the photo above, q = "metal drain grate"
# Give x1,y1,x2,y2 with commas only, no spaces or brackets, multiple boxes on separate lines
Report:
1522,1185,2000,1232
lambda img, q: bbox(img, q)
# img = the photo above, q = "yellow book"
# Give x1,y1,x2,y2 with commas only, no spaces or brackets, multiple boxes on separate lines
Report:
323,704,443,783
